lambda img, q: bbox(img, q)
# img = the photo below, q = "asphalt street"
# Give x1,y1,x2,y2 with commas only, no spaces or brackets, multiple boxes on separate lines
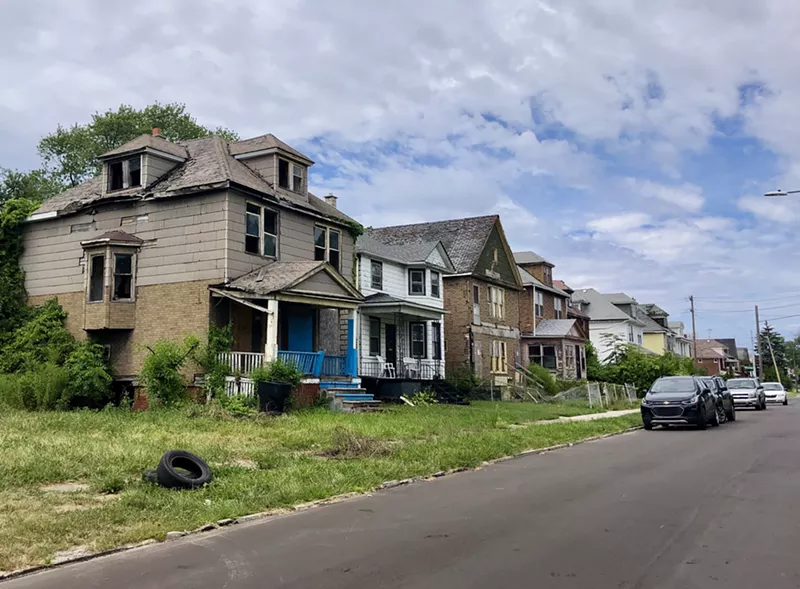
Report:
7,401,800,588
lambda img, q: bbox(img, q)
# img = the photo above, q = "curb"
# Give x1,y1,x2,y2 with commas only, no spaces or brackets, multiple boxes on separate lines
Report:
0,423,642,582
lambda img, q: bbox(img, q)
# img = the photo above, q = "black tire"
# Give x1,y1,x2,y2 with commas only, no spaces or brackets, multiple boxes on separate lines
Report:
762,398,768,410
142,469,158,484
643,421,653,431
755,400,763,411
727,405,736,422
156,450,212,490
697,407,708,430
783,398,789,406
711,407,721,427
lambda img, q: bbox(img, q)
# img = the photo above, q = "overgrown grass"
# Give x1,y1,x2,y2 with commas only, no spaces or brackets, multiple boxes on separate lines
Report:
0,401,639,571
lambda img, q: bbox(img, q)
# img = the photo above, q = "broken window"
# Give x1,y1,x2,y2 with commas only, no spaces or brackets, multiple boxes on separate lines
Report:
278,159,290,189
113,254,133,300
107,156,142,191
314,226,341,271
529,344,556,370
89,255,105,302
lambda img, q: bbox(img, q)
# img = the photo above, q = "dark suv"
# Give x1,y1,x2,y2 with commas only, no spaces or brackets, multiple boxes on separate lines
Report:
641,376,719,430
700,376,736,423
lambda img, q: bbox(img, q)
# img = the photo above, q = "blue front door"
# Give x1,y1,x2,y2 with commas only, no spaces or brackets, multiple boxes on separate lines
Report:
286,310,314,352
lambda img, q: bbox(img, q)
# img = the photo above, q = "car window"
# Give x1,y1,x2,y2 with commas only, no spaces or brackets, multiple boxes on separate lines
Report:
650,377,696,394
763,383,784,391
727,379,756,389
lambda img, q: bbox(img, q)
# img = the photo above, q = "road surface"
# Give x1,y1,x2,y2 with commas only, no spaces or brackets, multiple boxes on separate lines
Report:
7,402,800,588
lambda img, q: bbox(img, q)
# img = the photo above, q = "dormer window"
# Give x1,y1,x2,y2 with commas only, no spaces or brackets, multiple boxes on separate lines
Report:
277,158,305,193
108,156,142,191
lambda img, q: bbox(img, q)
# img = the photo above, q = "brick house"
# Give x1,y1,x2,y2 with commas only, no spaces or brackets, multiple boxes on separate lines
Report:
21,130,364,396
515,252,588,379
695,339,736,376
365,216,523,386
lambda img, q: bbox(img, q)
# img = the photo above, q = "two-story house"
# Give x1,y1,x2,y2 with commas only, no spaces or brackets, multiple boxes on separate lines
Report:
514,252,588,379
355,231,455,381
639,303,675,355
571,289,646,363
669,322,693,358
365,216,523,386
22,129,364,398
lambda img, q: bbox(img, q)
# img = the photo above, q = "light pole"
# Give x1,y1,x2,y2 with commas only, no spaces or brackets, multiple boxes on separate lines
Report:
764,189,800,197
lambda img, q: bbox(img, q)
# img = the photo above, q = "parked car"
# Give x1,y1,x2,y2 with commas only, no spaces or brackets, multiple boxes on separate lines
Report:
762,382,788,406
726,377,766,410
641,376,720,430
700,376,736,423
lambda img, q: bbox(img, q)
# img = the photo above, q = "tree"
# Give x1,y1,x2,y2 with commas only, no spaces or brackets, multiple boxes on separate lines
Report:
759,323,788,374
0,169,63,207
38,102,239,186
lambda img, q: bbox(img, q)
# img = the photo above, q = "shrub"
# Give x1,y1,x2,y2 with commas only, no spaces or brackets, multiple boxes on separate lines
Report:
409,390,438,406
448,365,481,394
0,363,70,410
139,338,197,407
191,324,233,400
527,363,559,396
216,393,258,418
62,342,113,409
0,299,75,373
251,358,303,387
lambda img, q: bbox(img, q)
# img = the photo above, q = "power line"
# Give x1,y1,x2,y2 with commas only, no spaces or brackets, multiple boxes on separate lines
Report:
761,313,800,323
694,292,800,304
695,302,800,314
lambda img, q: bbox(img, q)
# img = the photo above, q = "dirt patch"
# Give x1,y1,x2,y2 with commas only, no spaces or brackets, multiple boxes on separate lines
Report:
51,546,91,564
322,427,394,459
40,483,90,494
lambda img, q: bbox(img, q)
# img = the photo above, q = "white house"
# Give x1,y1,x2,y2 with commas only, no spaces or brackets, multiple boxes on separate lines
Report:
669,321,693,358
355,231,455,380
571,289,646,363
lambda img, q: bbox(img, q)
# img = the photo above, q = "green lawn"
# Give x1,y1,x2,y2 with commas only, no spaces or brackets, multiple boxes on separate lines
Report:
0,401,639,571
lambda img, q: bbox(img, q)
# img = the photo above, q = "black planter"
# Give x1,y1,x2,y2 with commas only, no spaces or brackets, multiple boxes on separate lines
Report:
257,381,293,413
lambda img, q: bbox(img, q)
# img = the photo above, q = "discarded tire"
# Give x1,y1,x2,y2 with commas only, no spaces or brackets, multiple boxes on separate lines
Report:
142,469,159,484
155,450,213,490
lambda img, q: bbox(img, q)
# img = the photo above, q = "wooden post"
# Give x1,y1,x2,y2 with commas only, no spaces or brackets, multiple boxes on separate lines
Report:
265,299,279,362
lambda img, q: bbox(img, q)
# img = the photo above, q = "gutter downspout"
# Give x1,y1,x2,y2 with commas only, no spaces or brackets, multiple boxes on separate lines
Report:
532,285,536,337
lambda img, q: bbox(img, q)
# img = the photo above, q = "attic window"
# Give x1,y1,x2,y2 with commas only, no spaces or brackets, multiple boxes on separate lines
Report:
278,159,289,189
108,156,142,191
277,158,305,193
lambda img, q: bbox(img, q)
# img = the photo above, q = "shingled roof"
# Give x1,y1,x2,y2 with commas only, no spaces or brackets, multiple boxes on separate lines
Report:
219,260,362,300
31,134,354,227
357,231,454,270
366,216,498,274
229,133,313,165
99,134,189,160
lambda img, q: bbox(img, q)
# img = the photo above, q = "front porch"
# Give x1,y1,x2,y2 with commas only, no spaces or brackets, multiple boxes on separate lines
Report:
522,319,587,380
211,261,364,387
358,294,446,382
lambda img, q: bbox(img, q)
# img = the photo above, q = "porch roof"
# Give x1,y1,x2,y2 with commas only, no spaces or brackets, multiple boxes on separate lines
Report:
521,319,583,340
213,261,363,308
361,293,445,320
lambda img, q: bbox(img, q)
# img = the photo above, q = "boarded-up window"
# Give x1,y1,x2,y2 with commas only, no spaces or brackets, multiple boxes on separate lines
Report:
89,255,105,302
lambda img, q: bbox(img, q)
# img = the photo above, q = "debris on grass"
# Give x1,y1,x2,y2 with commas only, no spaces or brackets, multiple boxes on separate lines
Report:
40,483,90,494
323,426,393,459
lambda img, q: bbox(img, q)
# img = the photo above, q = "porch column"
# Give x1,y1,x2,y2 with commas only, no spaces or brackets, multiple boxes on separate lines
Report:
345,308,358,378
264,299,279,362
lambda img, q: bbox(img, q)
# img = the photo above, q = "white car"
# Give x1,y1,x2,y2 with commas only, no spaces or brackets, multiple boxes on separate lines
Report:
763,382,788,405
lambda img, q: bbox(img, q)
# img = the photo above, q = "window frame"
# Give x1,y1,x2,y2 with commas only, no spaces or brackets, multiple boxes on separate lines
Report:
107,155,143,192
112,252,134,301
245,202,279,258
88,254,106,303
291,163,304,193
491,340,508,373
535,290,544,318
628,324,635,342
554,297,563,319
278,158,290,189
432,322,442,360
529,344,557,370
408,269,426,296
489,286,505,319
430,270,440,298
314,225,341,271
369,317,381,356
370,260,383,290
409,322,427,358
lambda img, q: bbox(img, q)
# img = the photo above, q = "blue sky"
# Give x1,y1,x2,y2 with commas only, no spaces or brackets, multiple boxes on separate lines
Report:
3,0,800,351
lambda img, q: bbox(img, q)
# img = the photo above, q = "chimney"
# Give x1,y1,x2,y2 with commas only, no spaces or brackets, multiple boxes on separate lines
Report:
152,128,162,137
324,193,338,209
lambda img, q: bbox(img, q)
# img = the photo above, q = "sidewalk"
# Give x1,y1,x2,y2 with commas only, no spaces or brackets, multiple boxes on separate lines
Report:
532,408,640,425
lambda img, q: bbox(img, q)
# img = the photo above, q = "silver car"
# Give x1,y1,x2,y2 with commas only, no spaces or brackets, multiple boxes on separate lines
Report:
726,377,766,410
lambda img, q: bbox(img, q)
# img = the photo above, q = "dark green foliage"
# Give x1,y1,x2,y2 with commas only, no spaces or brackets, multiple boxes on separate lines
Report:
527,363,559,396
0,198,39,337
139,338,198,407
250,359,303,387
62,343,113,408
0,299,76,373
191,324,233,399
447,365,481,394
38,102,239,186
216,393,258,418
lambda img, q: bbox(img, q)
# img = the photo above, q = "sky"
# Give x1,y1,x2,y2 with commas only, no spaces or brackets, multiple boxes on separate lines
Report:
2,0,800,351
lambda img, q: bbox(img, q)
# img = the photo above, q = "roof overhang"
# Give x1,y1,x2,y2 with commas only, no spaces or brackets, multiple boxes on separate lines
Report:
361,300,445,321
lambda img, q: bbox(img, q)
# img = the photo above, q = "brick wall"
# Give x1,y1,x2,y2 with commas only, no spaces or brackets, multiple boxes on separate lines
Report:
695,358,722,376
520,287,534,333
443,277,474,372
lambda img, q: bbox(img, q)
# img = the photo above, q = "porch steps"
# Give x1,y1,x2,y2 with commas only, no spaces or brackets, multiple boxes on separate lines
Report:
325,388,382,413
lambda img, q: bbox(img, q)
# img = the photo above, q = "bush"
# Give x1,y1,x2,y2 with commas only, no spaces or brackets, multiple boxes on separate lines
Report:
251,358,303,387
0,299,75,373
448,365,481,394
191,324,233,400
527,363,559,396
139,338,197,407
409,390,438,406
216,393,258,418
0,363,70,410
62,342,113,409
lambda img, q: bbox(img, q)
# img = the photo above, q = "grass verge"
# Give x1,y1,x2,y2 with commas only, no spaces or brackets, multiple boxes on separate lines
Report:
0,401,639,571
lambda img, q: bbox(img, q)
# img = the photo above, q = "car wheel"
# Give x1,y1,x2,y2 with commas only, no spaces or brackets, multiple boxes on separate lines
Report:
783,398,789,406
755,400,762,411
711,407,721,427
643,421,653,431
762,398,768,410
697,407,708,430
727,406,736,422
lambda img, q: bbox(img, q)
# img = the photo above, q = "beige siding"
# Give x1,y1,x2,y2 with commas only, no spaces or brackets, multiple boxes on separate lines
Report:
240,154,277,186
290,272,349,296
143,153,178,186
225,192,355,285
21,192,228,297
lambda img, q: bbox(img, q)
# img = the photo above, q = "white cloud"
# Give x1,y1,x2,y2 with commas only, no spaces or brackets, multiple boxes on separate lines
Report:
625,178,705,212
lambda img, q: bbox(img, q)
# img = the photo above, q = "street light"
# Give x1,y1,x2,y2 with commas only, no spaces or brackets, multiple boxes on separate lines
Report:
764,189,800,197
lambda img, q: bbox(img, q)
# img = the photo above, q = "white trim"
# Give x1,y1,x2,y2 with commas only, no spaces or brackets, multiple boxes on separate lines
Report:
142,147,186,163
233,147,313,166
26,211,58,222
209,287,274,314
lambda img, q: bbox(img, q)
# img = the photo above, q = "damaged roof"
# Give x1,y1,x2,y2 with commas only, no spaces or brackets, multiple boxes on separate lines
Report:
530,319,578,338
357,231,454,271
229,133,314,165
31,134,355,227
99,134,189,160
219,260,362,300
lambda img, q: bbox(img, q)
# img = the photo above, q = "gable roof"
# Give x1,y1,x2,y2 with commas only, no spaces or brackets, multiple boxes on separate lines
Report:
635,307,669,333
31,135,355,227
367,216,501,275
572,288,637,322
219,261,362,300
356,231,455,271
99,134,189,161
553,280,573,293
605,292,637,305
514,251,553,266
229,133,314,165
641,303,668,317
715,338,739,360
517,266,570,297
530,319,579,338
695,339,728,359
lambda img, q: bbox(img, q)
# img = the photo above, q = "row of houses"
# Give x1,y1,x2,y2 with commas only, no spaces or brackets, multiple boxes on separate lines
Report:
19,130,697,399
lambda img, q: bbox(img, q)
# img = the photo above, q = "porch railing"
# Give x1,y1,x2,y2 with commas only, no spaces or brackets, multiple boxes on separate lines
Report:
218,352,264,375
322,355,347,377
359,358,444,380
278,350,323,376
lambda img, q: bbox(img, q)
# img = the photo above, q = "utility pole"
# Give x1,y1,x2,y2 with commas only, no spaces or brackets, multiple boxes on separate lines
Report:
690,295,697,361
765,330,782,386
755,305,764,378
